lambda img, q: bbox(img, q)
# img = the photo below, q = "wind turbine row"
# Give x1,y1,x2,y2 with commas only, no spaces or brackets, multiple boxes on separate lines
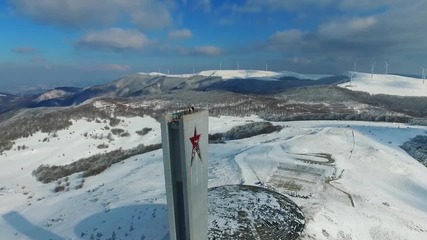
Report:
217,61,269,71
355,58,389,78
353,58,359,73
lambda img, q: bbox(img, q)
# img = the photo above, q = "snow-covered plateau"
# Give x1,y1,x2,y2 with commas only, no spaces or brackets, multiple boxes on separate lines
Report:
1,114,427,240
339,72,427,97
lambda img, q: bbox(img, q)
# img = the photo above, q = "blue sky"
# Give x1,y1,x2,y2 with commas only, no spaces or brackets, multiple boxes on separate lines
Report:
1,0,427,91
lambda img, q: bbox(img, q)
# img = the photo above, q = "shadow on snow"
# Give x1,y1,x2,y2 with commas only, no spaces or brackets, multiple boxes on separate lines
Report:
2,204,169,240
2,211,65,240
74,204,169,240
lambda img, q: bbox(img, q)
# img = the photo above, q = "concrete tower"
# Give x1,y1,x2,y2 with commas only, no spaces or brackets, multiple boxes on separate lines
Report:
161,109,209,240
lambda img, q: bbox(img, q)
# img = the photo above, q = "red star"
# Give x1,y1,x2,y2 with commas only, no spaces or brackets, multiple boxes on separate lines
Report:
190,128,200,149
189,127,202,165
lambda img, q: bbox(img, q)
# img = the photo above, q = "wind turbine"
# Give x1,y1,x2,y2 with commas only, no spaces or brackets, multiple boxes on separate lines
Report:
349,72,355,87
384,60,389,75
237,61,240,70
353,58,360,73
422,67,427,84
371,61,376,78
423,69,425,84
265,63,268,71
220,61,222,70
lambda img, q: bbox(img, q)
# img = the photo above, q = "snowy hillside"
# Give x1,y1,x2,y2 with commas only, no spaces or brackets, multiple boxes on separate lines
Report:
0,70,342,111
339,72,427,96
198,70,280,79
198,70,329,80
140,70,329,81
139,72,196,78
1,115,427,239
34,90,71,103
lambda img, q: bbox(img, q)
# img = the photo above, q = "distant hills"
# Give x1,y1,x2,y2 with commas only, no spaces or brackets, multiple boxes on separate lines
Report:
0,92,32,114
203,75,347,94
3,70,427,115
0,70,349,114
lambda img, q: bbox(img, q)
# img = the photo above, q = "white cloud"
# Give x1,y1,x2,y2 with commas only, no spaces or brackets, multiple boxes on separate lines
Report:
193,46,221,56
104,64,130,71
271,29,304,43
318,16,377,37
261,3,427,73
80,64,131,72
197,0,212,12
155,44,222,56
291,57,312,64
130,6,172,30
267,29,306,51
168,29,193,39
12,0,173,29
229,0,419,13
217,17,233,26
77,28,151,51
231,0,334,12
348,17,376,31
338,0,408,10
12,47,39,54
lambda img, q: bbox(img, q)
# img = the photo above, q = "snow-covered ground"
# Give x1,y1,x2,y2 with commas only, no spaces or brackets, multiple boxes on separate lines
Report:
139,72,196,78
198,70,328,80
198,70,280,80
1,116,427,239
138,70,329,81
34,90,71,103
339,72,427,96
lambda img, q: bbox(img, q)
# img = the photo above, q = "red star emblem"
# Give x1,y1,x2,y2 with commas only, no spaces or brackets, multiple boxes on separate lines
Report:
189,127,202,166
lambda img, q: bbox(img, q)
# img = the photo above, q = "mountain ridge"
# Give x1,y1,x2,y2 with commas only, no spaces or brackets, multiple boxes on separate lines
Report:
0,70,348,113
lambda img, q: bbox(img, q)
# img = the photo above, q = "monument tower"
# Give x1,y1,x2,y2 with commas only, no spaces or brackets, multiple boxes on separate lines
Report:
161,109,209,240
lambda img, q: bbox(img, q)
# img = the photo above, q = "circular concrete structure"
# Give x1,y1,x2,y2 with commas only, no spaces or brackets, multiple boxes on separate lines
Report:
208,185,305,240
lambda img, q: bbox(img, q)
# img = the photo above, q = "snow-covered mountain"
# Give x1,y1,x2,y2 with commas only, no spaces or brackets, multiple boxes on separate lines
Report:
0,70,346,112
1,110,427,239
21,71,427,109
4,70,427,115
141,70,330,81
33,87,82,103
197,69,330,81
339,72,427,97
